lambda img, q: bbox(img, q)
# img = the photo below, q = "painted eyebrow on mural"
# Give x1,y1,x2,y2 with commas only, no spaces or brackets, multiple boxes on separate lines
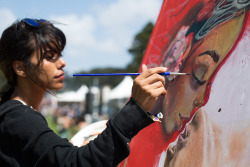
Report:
198,50,219,63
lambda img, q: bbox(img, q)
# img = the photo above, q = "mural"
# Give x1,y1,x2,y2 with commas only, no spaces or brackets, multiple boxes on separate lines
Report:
119,0,250,166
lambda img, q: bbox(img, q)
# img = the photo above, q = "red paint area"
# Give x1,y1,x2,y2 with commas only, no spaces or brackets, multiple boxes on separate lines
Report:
119,0,250,166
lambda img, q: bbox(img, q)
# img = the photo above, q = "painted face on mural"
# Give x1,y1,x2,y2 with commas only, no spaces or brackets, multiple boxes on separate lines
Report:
118,1,250,167
164,109,204,167
160,14,245,139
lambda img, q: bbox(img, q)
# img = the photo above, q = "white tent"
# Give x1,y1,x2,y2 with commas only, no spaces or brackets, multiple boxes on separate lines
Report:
109,76,133,100
56,85,89,102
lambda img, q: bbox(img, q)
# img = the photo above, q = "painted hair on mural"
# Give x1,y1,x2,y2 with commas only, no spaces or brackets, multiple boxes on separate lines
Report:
188,0,250,41
162,0,250,79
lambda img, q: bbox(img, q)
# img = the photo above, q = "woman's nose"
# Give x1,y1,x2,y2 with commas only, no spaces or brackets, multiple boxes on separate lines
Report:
58,57,66,69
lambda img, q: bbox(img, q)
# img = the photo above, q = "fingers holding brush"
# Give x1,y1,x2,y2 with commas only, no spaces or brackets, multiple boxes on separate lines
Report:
132,64,167,112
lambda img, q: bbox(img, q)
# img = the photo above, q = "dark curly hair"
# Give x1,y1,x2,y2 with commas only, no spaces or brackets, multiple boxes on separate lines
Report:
0,19,66,104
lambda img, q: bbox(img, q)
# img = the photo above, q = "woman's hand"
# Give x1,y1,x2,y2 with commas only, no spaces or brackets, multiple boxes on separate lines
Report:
132,64,167,113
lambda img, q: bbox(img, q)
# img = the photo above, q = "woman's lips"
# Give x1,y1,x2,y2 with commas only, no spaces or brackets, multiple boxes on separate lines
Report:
55,73,65,80
178,125,189,144
167,124,190,158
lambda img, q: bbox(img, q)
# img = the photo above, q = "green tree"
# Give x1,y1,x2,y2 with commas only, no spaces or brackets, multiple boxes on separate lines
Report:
126,22,154,73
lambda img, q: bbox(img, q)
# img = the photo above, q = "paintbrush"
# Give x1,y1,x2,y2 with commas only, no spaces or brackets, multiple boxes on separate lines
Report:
73,72,190,76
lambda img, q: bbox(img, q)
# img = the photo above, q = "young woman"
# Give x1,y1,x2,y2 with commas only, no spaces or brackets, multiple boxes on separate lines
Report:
0,18,167,167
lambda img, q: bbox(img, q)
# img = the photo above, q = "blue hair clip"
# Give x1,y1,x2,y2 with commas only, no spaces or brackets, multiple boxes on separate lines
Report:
22,18,47,27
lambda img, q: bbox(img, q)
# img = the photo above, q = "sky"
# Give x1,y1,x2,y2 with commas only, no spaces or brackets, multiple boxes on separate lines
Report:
0,0,163,74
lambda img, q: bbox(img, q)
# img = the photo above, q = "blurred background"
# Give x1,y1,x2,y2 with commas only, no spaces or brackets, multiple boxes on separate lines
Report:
0,0,162,140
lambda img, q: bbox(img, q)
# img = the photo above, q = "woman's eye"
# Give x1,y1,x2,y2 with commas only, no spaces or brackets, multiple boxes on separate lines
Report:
45,55,54,60
45,53,58,61
191,63,209,89
192,69,206,85
190,52,216,88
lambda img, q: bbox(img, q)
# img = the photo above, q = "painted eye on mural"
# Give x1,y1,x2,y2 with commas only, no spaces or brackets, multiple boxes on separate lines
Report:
191,50,219,88
192,69,206,86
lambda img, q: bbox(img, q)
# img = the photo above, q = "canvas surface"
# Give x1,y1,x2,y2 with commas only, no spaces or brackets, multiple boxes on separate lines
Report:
119,0,250,166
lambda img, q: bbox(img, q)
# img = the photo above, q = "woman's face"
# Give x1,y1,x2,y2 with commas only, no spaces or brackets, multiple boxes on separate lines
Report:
161,14,245,138
164,109,205,167
30,50,66,91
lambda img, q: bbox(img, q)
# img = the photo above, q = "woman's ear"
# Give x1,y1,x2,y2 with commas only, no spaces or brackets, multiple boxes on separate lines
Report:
13,61,27,77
